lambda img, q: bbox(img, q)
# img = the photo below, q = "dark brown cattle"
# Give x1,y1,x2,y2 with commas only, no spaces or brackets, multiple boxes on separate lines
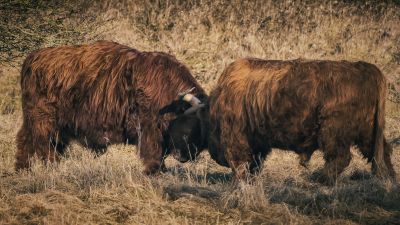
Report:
16,41,205,174
160,58,395,184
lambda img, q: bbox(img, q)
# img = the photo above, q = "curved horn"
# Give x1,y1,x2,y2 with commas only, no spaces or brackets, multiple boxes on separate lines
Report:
182,94,201,106
178,87,196,97
182,94,203,115
184,103,205,115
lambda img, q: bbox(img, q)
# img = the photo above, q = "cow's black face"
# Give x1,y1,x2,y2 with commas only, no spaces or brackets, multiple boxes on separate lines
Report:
160,94,209,163
165,114,202,162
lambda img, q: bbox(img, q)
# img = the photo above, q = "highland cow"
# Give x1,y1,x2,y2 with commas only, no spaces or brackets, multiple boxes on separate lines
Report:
16,41,206,174
160,58,395,184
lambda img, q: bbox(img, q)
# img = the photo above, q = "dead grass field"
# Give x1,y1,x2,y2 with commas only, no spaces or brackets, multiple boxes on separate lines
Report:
0,0,400,224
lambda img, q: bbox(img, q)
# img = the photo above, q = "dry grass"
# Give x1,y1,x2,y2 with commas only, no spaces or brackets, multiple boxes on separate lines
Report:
0,0,400,224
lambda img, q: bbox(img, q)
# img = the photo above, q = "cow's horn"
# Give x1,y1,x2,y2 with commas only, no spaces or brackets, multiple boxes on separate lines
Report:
184,103,205,115
182,94,201,106
178,87,196,97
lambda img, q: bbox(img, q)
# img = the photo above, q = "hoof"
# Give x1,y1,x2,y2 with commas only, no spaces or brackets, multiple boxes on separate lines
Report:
15,161,30,171
310,170,335,185
299,160,309,169
143,161,164,175
298,153,311,169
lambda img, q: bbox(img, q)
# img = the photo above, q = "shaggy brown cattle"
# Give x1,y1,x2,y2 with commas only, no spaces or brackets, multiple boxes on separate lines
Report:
160,58,395,184
16,41,206,174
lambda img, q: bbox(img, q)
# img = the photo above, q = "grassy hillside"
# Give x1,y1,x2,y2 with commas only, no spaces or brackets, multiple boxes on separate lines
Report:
0,0,399,224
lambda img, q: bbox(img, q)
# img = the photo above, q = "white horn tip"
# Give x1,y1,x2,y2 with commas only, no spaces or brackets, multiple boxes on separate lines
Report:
183,94,194,102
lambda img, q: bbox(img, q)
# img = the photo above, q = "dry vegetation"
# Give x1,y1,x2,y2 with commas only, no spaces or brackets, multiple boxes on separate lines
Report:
1,0,400,224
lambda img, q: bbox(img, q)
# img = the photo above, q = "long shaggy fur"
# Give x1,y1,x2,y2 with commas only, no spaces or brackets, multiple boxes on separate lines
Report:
208,58,395,182
16,41,205,174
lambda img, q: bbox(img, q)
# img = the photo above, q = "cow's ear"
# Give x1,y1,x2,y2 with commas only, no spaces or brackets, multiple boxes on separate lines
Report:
196,93,208,103
159,100,191,115
159,103,176,115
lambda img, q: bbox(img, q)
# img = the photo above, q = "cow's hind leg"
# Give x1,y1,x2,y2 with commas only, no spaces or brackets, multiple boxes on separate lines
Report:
16,122,35,170
16,120,59,170
319,145,351,185
382,139,395,178
371,139,395,179
299,151,313,168
16,103,59,170
315,121,352,185
357,131,395,179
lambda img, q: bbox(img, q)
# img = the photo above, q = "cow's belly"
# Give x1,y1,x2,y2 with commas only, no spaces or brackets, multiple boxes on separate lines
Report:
73,128,127,149
262,121,320,153
263,106,320,151
269,132,319,153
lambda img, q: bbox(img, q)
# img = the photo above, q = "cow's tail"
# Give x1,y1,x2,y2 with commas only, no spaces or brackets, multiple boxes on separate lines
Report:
372,69,393,179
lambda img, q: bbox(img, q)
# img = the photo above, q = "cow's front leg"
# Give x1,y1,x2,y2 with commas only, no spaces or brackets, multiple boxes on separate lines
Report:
223,127,260,182
138,122,166,175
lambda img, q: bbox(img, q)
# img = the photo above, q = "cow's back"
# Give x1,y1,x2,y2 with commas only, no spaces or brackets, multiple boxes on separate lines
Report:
19,41,205,145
